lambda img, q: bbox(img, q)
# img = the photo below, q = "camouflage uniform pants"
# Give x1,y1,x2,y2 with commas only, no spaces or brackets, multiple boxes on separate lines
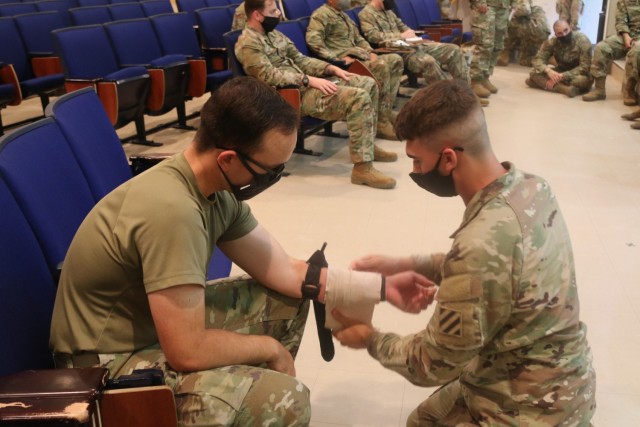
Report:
469,6,510,81
504,10,550,66
528,71,592,93
363,53,404,119
591,34,640,82
81,276,310,427
405,380,474,426
301,74,378,163
405,42,469,84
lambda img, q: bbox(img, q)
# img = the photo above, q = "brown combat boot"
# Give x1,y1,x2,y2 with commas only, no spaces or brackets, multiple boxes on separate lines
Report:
582,77,606,101
351,162,396,189
623,77,638,106
472,81,491,98
631,121,640,130
621,109,640,120
497,50,510,66
376,119,399,140
373,144,397,162
525,78,536,88
555,84,579,98
481,78,498,94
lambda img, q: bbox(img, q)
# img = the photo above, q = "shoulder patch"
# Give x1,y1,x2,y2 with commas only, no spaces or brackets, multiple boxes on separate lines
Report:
439,307,463,337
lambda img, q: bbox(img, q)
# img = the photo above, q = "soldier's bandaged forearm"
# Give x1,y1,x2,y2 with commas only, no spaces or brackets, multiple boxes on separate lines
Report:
324,268,382,330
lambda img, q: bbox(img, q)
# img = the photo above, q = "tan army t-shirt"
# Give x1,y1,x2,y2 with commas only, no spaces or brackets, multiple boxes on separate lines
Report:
50,153,257,354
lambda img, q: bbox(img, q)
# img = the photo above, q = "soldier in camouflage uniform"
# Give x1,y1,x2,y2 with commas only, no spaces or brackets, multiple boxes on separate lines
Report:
556,0,583,30
497,0,550,67
306,0,404,129
358,0,469,86
333,79,597,426
236,0,398,189
526,19,592,97
469,0,514,98
583,0,640,105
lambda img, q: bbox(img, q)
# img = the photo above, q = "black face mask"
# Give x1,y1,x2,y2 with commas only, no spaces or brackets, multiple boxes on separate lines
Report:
382,0,395,11
409,150,461,197
261,15,280,33
218,148,285,201
557,32,572,44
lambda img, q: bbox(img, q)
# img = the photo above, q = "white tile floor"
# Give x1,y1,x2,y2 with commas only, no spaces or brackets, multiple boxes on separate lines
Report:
4,64,639,425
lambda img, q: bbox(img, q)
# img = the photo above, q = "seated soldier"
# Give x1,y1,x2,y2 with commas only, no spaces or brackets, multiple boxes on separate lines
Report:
236,0,399,189
306,0,404,135
497,0,550,67
358,0,474,100
526,19,593,98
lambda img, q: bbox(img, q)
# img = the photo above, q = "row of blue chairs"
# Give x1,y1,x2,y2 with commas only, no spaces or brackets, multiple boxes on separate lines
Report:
67,0,173,25
0,87,232,378
0,13,65,135
176,0,237,26
52,12,234,145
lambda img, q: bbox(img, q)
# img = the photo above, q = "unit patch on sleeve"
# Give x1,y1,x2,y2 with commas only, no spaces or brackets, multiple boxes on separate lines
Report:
439,307,462,337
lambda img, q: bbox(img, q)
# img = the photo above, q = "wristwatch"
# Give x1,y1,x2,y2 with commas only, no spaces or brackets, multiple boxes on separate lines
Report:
302,74,309,87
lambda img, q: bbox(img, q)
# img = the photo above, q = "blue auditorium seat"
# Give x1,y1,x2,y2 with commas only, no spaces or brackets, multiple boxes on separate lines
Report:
45,87,131,201
104,18,191,128
195,6,234,74
150,12,223,96
108,2,145,19
175,0,206,26
36,0,72,25
14,11,65,62
52,24,155,145
77,0,108,7
281,0,310,19
140,0,174,17
0,17,64,118
0,118,96,276
0,179,57,376
0,1,37,17
68,5,112,25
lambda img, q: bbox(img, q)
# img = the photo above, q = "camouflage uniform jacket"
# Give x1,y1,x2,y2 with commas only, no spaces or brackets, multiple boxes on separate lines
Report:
358,4,410,45
306,4,373,61
616,0,640,39
469,0,513,9
231,2,246,31
368,163,595,425
235,26,330,89
532,31,592,77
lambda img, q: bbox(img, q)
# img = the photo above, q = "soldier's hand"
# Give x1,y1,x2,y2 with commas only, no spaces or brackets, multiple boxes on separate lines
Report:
265,339,296,377
385,271,437,314
341,56,356,65
369,52,378,62
401,29,417,39
332,67,355,81
350,254,413,276
331,309,374,349
309,76,338,95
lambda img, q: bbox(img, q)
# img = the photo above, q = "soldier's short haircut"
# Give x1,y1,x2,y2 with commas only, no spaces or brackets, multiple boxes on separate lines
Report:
245,0,267,16
194,76,299,155
395,79,480,142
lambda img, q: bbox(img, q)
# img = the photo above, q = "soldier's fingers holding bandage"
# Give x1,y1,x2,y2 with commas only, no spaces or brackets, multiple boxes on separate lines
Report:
331,309,374,349
385,271,438,314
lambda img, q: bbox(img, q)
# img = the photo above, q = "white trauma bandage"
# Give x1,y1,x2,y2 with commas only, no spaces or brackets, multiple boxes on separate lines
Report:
324,268,382,330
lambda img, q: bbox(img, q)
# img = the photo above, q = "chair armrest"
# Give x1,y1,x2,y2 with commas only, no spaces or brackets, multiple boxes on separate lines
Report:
0,368,109,425
277,87,301,110
121,63,152,68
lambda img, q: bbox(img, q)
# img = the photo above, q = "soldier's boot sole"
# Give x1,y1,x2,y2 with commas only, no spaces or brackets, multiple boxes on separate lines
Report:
472,82,491,98
351,163,396,189
582,91,606,102
623,78,638,106
496,52,510,66
525,78,536,88
482,78,498,94
631,121,640,130
623,97,637,106
373,145,398,162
